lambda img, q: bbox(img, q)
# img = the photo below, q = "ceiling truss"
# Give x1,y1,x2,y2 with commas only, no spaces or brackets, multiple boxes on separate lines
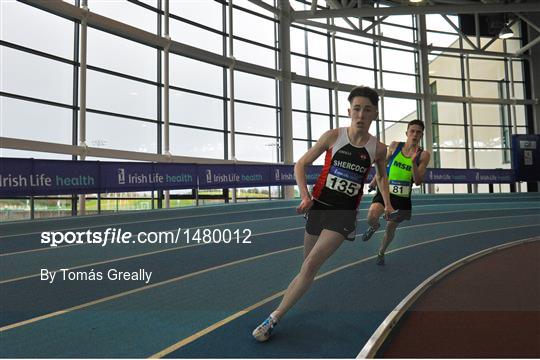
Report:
247,0,540,58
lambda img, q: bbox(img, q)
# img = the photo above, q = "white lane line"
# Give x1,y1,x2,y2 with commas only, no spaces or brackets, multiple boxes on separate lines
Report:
2,205,538,258
1,212,538,284
357,236,540,358
149,225,540,358
2,198,538,240
0,204,297,239
3,223,538,335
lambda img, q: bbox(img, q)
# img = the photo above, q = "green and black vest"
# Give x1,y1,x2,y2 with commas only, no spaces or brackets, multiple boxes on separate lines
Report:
386,142,422,199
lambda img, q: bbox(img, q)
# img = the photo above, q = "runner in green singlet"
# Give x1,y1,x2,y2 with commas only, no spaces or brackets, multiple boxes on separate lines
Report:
361,119,431,265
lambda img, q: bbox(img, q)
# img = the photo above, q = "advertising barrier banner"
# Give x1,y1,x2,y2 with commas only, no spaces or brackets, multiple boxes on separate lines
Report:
0,157,516,196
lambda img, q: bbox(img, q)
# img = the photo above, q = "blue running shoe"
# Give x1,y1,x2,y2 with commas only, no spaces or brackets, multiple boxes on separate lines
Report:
252,315,277,342
361,222,380,242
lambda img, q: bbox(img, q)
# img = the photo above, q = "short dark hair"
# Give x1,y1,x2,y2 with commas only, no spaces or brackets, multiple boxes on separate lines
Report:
347,86,379,107
407,119,425,131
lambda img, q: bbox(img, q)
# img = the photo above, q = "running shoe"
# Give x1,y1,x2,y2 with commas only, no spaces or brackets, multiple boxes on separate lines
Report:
252,315,277,342
361,222,380,242
376,252,385,266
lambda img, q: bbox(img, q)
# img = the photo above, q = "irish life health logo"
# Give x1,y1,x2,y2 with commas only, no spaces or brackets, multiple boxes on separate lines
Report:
118,169,126,185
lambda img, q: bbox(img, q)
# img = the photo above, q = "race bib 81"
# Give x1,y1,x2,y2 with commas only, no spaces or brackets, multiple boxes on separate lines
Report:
389,180,411,197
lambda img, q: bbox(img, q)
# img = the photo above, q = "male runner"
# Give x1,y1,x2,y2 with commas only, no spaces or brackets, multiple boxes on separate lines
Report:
252,86,394,342
362,119,431,265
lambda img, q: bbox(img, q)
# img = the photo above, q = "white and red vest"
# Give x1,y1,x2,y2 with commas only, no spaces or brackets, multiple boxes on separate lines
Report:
312,127,377,209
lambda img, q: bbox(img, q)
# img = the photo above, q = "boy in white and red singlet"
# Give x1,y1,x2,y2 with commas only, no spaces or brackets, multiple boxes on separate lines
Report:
252,86,394,342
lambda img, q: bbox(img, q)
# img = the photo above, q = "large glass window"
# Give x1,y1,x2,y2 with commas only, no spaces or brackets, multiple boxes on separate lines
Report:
233,8,275,47
380,23,414,48
292,84,308,111
170,54,223,96
384,121,408,143
170,90,223,130
432,101,465,125
88,28,156,81
0,149,71,160
235,134,276,162
426,15,459,48
381,47,416,74
336,65,375,88
427,32,459,49
469,58,506,80
308,59,329,80
291,55,307,76
429,78,463,97
474,149,510,169
383,72,417,93
337,90,351,117
1,0,537,213
1,47,73,104
1,0,73,58
169,126,223,159
307,30,328,59
335,37,374,68
473,80,506,99
234,71,276,106
234,40,276,68
309,87,330,114
170,18,223,54
293,140,308,162
429,54,462,78
310,115,331,140
86,113,156,153
293,111,308,140
87,69,156,119
234,103,277,137
470,104,501,126
169,0,222,31
89,0,156,33
436,125,466,148
472,126,506,149
290,26,306,54
514,105,526,126
1,97,72,144
383,97,417,122
437,149,467,168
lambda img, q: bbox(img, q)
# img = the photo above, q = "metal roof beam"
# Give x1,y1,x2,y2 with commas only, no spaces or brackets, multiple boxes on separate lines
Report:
295,18,418,49
516,12,540,34
515,34,540,55
481,18,518,51
293,3,540,20
441,13,478,50
326,0,361,32
247,0,280,16
295,17,526,59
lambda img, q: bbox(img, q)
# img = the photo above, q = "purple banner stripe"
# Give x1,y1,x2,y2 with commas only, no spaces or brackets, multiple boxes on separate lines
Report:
0,157,516,197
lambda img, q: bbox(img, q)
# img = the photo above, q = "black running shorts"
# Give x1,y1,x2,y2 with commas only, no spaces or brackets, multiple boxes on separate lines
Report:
372,190,412,223
305,200,357,241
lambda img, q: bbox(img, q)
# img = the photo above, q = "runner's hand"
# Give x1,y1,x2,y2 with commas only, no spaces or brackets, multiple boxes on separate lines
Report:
383,205,395,220
296,196,313,214
412,148,420,164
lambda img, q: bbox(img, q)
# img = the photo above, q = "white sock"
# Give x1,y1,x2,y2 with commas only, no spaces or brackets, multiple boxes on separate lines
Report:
269,313,279,323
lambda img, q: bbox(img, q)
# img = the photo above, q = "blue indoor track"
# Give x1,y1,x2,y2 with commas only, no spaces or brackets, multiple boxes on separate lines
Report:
1,193,539,358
